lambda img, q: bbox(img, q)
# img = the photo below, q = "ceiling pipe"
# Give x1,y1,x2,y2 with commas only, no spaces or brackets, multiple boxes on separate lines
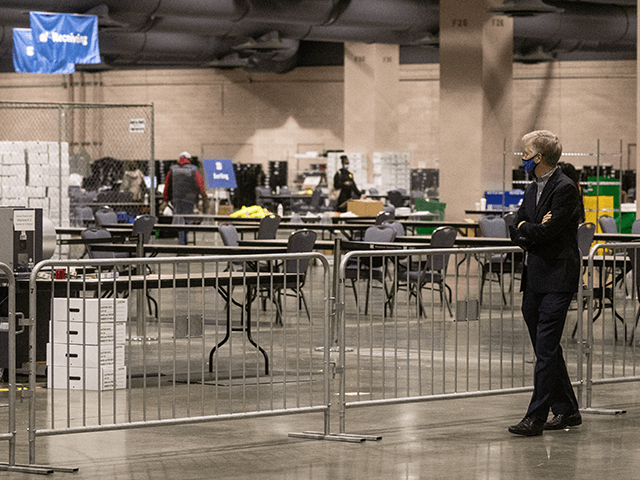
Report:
323,0,353,26
490,0,564,17
241,0,337,25
0,0,249,23
117,0,251,32
0,0,637,72
511,1,635,61
98,30,234,65
513,2,635,44
332,0,437,29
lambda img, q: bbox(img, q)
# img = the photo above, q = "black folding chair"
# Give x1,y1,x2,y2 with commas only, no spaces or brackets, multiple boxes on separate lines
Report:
345,225,397,315
393,226,457,317
266,229,317,324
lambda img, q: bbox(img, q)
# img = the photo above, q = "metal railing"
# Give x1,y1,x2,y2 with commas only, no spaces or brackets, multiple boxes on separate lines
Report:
24,252,331,472
582,242,640,415
1,242,639,470
0,262,20,473
333,244,638,437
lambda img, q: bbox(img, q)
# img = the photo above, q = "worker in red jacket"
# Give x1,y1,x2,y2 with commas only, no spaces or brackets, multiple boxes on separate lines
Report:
162,151,210,244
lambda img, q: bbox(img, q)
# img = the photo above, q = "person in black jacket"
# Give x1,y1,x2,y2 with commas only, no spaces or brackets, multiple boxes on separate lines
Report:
333,155,361,212
558,161,586,223
508,130,583,436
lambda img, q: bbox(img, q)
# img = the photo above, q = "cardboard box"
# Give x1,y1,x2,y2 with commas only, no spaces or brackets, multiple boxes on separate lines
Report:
51,321,126,345
217,204,233,216
48,365,127,390
347,199,384,217
47,343,125,368
53,298,128,323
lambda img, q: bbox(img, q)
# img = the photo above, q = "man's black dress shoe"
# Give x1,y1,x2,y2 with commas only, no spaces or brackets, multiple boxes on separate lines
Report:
544,411,582,430
508,416,544,436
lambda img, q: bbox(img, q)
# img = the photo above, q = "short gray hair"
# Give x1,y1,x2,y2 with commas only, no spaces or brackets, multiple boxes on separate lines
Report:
522,130,562,166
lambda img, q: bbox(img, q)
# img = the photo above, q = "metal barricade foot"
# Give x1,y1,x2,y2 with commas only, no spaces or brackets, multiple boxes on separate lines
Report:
288,431,381,442
580,407,627,415
0,462,79,475
0,463,55,475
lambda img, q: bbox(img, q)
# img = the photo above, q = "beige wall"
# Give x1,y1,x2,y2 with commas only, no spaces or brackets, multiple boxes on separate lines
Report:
0,60,636,217
101,68,345,183
396,60,636,176
512,61,636,171
0,67,345,184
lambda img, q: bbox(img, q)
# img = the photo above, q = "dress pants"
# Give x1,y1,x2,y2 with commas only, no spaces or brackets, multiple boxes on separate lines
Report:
522,289,579,421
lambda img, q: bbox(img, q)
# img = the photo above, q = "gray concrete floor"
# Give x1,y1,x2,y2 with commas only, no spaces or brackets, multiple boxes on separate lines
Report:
3,232,639,478
3,382,639,479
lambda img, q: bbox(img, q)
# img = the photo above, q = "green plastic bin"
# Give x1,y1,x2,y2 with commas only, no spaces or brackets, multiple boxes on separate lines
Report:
414,197,446,235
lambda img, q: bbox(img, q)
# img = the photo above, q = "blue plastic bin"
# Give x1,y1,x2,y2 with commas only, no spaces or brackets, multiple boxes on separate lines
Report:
484,190,524,209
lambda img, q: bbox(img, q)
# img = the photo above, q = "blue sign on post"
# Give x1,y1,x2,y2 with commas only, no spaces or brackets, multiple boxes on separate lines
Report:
203,159,237,189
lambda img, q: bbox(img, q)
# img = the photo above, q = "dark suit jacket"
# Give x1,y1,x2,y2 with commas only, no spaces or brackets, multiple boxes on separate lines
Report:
509,168,581,294
334,168,360,209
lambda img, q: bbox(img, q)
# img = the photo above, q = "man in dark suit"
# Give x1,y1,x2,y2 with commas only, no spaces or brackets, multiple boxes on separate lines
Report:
508,130,583,436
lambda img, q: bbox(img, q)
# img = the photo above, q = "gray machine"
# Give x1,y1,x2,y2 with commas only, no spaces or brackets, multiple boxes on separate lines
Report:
0,206,58,377
0,207,44,274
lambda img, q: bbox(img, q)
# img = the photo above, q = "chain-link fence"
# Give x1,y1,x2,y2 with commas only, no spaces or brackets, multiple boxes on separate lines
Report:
0,101,155,232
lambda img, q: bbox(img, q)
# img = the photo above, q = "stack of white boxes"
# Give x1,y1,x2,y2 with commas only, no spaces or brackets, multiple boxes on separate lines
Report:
372,152,411,193
48,298,128,390
0,140,71,226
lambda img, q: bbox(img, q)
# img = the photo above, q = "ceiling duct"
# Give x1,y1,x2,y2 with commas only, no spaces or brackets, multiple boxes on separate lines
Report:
84,4,129,29
514,2,634,44
513,46,557,63
220,32,300,73
490,0,564,17
206,52,251,68
232,31,289,52
512,1,635,61
98,30,235,67
0,0,636,73
0,0,438,72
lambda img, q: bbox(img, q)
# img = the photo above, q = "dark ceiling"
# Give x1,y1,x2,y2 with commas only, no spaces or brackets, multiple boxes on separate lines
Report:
0,0,636,74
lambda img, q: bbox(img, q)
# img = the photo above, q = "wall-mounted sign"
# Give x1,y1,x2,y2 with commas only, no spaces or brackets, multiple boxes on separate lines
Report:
129,118,146,133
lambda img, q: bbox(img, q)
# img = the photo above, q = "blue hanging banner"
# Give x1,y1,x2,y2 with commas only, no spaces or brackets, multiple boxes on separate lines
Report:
203,159,237,189
29,12,100,66
12,28,75,74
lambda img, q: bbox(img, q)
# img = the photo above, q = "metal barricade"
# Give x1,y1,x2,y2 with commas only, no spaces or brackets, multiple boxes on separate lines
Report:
581,242,640,415
0,263,24,473
24,252,331,472
335,245,584,438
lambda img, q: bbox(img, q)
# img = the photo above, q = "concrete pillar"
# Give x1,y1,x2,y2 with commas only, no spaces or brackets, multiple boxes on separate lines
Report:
343,43,399,183
439,1,513,221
